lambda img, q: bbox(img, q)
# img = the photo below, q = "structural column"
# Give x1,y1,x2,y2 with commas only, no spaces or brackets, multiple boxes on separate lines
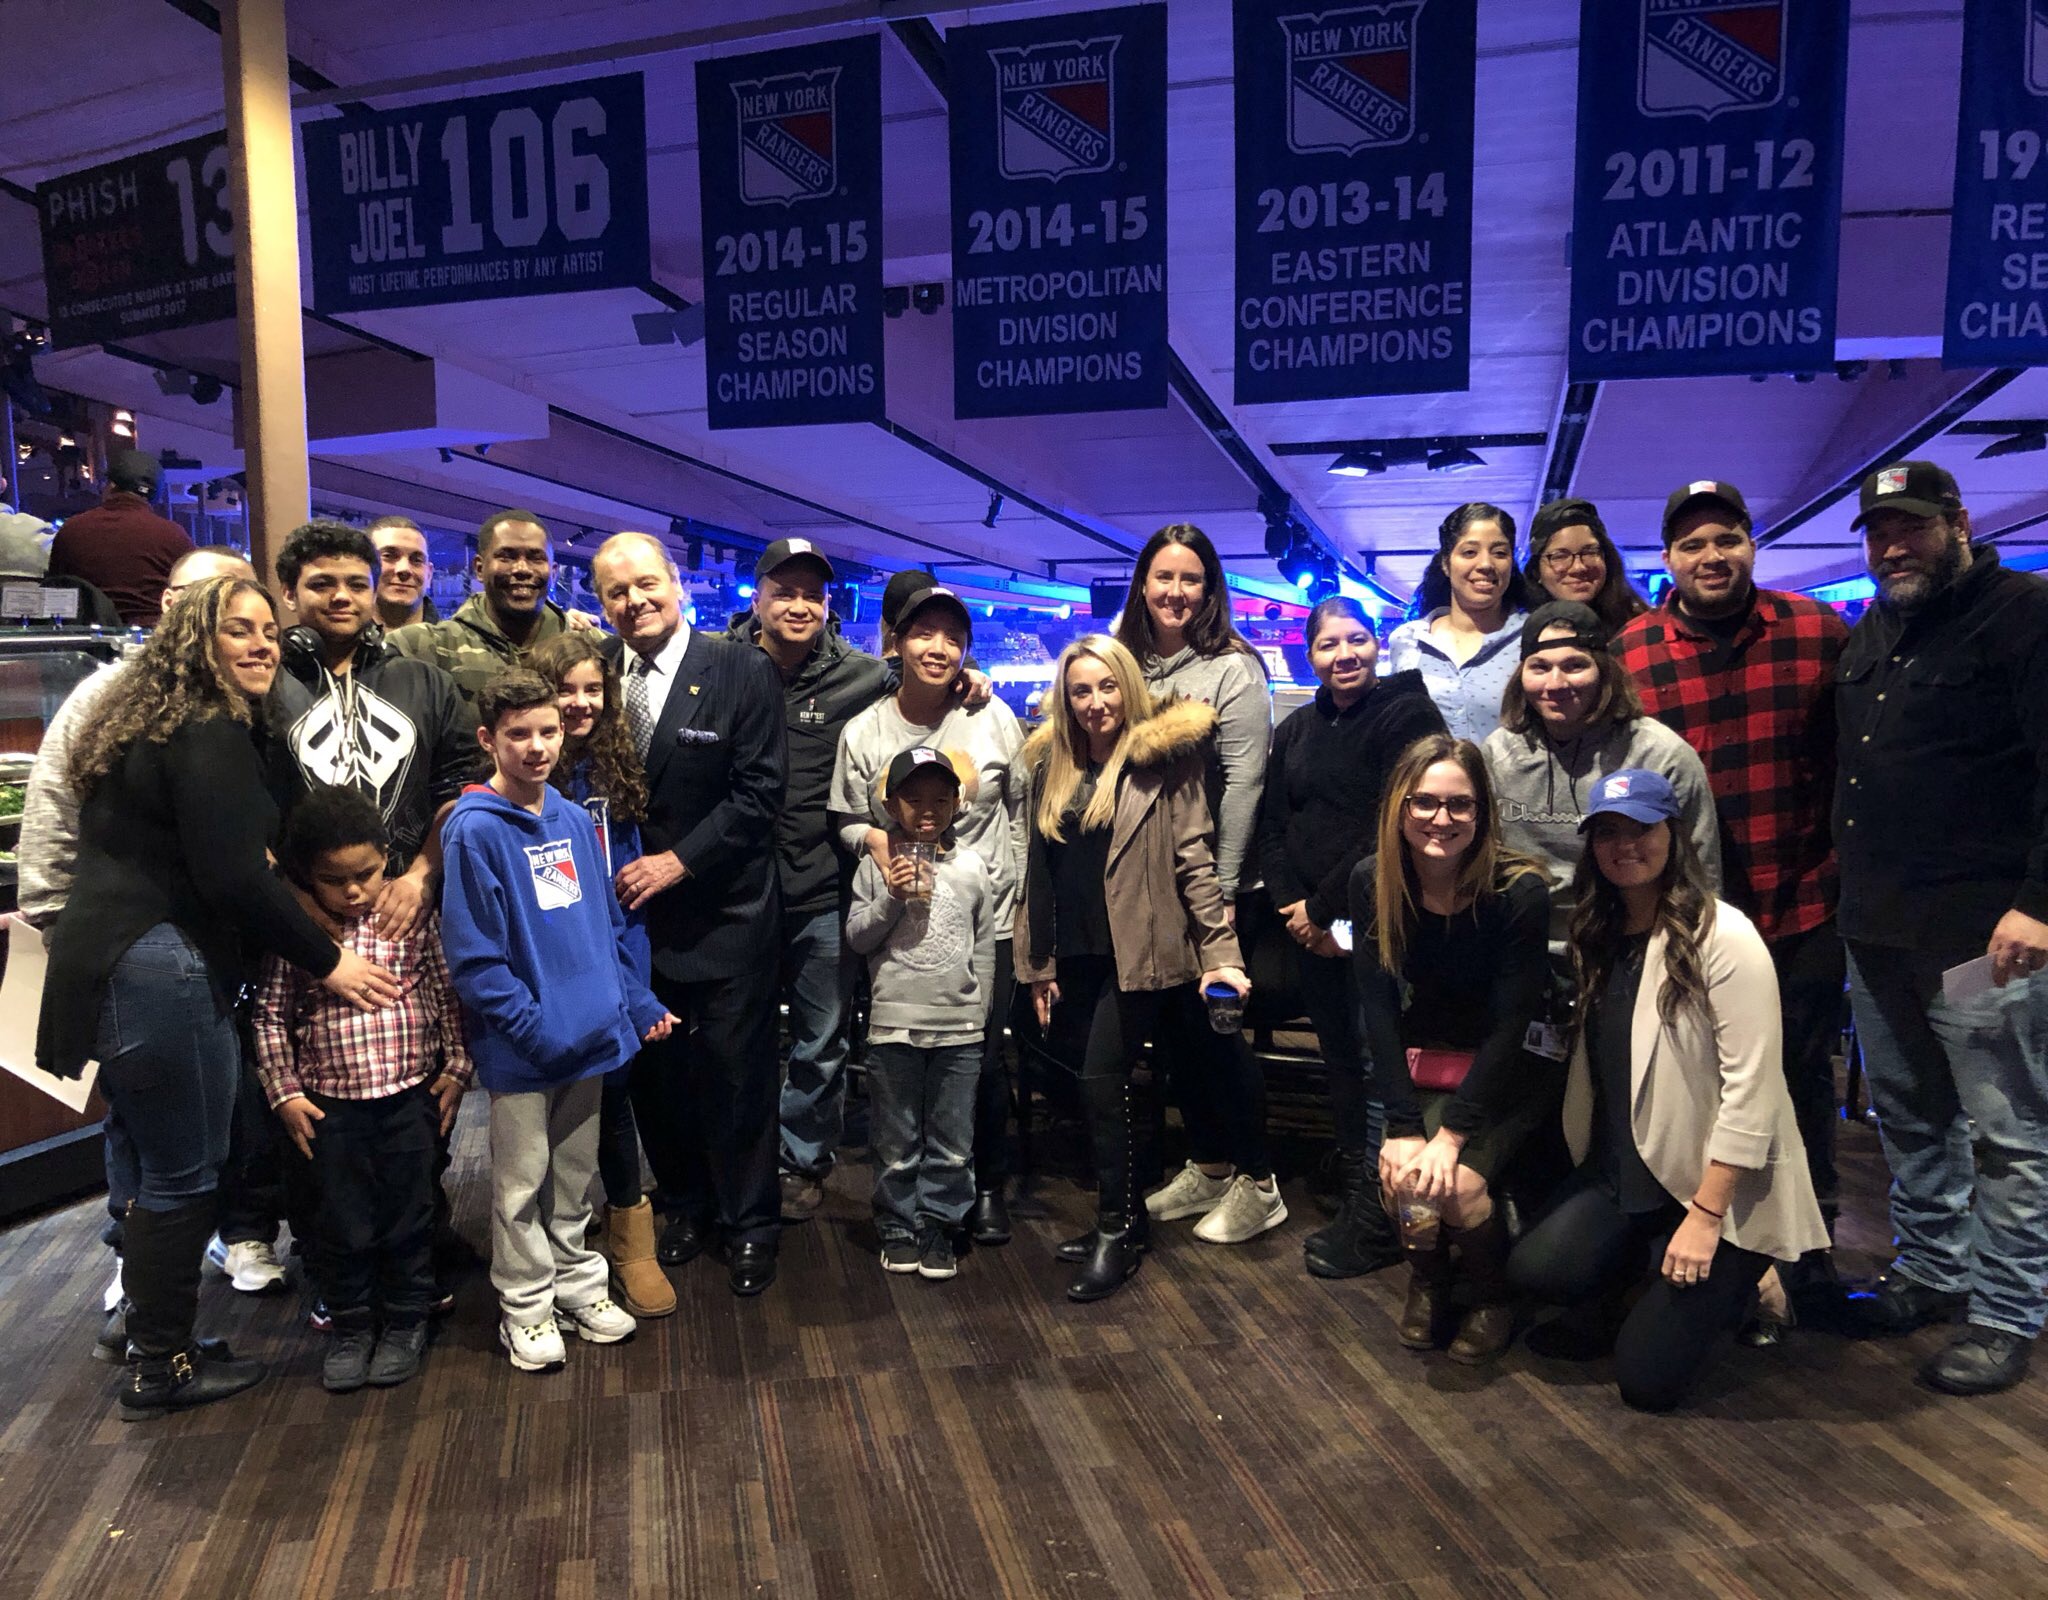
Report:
220,0,308,588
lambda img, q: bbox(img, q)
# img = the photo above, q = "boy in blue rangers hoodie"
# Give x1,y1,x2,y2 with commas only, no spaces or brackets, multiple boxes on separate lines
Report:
439,669,676,1373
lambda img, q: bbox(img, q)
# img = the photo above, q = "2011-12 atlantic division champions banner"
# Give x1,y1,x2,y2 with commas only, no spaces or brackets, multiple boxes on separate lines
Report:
1233,0,1477,403
1569,0,1849,381
948,5,1170,419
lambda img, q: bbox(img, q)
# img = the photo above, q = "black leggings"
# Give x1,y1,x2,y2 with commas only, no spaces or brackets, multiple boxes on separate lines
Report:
1158,984,1272,1180
1508,1166,1772,1413
1056,957,1167,1220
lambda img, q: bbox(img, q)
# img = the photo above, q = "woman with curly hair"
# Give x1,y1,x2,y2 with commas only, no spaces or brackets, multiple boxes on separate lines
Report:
1508,769,1826,1412
529,633,671,1320
38,575,400,1420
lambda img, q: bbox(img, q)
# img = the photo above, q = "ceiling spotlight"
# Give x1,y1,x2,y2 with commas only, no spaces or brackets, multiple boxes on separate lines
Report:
912,283,945,316
437,447,455,464
188,375,224,406
1792,371,1817,384
111,408,135,439
1327,450,1384,477
632,311,679,346
1887,359,1909,380
883,285,910,318
983,491,1004,528
1425,445,1485,473
475,442,492,458
1978,428,2048,460
1836,360,1869,382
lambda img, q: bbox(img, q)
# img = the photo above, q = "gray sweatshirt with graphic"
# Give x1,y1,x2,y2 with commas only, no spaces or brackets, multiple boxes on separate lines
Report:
1481,716,1722,954
1143,646,1270,899
845,845,996,1045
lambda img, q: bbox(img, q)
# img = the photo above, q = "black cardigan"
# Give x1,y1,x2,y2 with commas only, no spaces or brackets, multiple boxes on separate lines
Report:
1346,858,1554,1139
1254,673,1444,926
38,715,339,1078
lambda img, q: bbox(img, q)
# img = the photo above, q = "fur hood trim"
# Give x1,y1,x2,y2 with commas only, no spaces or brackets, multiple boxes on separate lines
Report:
1022,693,1216,771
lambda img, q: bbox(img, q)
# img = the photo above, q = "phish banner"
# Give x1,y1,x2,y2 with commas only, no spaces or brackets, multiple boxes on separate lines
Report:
697,35,885,429
38,131,238,348
948,5,1169,418
1945,0,2048,366
1568,0,1849,381
303,74,650,313
1233,0,1476,403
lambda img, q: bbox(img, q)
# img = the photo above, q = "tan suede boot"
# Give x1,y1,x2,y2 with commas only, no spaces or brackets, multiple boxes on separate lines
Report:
605,1199,676,1318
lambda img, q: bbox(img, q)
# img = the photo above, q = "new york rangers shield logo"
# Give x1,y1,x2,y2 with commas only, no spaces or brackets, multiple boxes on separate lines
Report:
2028,0,2048,96
1280,3,1425,155
991,36,1119,181
1638,0,1786,120
525,839,582,911
733,67,839,206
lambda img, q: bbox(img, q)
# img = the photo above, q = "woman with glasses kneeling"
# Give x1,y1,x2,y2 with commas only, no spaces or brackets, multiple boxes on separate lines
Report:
1508,769,1827,1413
1016,635,1251,1302
1349,734,1556,1364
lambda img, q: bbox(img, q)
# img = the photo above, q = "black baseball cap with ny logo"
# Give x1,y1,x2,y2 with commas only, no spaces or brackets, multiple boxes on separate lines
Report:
1852,461,1963,530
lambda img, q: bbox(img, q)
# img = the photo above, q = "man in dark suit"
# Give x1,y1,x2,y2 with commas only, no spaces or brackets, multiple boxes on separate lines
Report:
590,531,789,1296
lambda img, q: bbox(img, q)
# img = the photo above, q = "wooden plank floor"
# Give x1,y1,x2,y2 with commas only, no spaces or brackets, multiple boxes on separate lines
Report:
1,1109,2044,1600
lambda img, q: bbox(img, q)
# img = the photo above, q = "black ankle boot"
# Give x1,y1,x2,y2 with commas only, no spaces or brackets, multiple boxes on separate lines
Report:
93,1299,229,1365
1304,1148,1402,1279
1058,1224,1153,1263
969,1188,1013,1246
1067,1220,1145,1301
116,1200,264,1419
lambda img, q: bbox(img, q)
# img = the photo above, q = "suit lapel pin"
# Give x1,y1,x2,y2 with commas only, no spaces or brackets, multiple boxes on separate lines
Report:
689,684,700,695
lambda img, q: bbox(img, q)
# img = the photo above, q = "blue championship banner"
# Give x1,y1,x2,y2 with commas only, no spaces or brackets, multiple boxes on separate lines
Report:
303,74,649,313
37,132,237,348
1945,0,2048,366
697,35,885,428
948,5,1169,418
1567,0,1849,381
1233,0,1476,403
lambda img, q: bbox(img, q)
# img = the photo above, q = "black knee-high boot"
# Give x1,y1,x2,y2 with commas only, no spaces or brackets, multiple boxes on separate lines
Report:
1066,1065,1147,1302
117,1200,263,1421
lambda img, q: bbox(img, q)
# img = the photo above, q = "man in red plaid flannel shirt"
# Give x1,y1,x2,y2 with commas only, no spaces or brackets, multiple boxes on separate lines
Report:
1614,480,1849,1257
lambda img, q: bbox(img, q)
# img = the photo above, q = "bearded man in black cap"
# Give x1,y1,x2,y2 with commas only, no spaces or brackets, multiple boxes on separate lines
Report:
47,448,194,626
1836,461,2048,1396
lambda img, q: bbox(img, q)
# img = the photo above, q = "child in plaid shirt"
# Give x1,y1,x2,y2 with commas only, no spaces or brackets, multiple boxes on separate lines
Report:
253,786,471,1395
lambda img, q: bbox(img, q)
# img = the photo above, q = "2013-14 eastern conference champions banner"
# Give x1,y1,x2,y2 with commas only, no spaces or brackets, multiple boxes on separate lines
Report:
1568,0,1849,381
1233,0,1477,404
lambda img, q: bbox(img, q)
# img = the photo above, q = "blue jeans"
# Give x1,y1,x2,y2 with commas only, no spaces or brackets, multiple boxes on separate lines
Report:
777,906,856,1180
92,924,242,1212
867,1042,980,1242
1847,942,2048,1339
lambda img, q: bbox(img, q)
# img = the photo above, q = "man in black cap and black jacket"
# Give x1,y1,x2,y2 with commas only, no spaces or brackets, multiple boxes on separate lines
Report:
1836,460,2048,1396
725,539,892,1218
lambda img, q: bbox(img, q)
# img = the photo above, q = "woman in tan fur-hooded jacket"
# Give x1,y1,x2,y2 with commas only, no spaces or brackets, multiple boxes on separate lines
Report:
1014,634,1250,1303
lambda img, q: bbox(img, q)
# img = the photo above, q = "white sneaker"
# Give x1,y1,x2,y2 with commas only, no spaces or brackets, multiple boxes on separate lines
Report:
499,1316,567,1372
204,1235,288,1293
104,1258,125,1313
1145,1161,1234,1221
555,1297,637,1345
1192,1175,1289,1244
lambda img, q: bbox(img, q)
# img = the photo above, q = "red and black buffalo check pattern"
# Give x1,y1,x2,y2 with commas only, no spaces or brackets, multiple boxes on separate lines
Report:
1614,589,1848,943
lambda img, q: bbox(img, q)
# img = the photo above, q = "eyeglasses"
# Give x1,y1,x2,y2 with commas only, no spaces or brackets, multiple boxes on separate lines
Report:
1542,547,1604,573
1405,794,1477,822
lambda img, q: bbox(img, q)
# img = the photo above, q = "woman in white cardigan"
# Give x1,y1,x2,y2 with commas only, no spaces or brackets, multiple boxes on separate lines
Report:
1508,768,1828,1412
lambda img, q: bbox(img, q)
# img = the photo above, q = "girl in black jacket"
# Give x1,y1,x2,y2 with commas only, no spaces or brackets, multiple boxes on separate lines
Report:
39,577,398,1419
1255,598,1443,1278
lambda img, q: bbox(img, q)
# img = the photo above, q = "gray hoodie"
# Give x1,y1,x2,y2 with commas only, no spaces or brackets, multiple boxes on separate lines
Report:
1143,646,1269,899
846,844,995,1044
1481,715,1722,952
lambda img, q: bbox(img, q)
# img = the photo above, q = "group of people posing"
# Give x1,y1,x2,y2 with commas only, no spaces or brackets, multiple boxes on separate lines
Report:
19,453,2048,1423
